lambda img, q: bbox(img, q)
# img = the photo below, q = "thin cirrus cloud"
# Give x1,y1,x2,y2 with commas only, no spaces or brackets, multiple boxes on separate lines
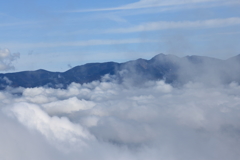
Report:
3,39,157,49
67,0,238,12
106,17,240,33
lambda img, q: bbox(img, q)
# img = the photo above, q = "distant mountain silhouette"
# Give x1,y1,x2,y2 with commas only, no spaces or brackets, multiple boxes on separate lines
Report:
1,53,240,89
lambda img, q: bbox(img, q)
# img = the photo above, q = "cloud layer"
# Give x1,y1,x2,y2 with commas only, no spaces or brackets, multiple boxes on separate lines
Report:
1,74,240,159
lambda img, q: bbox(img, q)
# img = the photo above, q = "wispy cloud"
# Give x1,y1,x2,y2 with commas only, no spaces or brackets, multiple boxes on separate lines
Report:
106,17,240,33
2,39,157,49
67,0,239,12
119,0,217,9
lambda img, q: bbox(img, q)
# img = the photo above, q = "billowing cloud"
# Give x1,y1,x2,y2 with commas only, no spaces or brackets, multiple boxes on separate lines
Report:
1,71,240,159
42,97,96,114
0,48,20,71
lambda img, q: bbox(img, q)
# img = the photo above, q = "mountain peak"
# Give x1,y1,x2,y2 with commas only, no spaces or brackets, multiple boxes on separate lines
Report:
150,53,180,62
151,53,166,60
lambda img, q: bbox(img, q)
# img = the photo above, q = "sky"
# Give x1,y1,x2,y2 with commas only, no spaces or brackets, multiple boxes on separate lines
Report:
0,0,240,72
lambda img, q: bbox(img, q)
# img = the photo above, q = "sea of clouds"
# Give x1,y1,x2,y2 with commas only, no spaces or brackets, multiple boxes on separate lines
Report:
1,73,240,160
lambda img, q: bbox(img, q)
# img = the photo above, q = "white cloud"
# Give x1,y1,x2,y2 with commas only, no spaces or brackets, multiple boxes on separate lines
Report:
0,48,20,71
9,102,93,151
107,17,240,33
42,97,95,114
0,111,66,160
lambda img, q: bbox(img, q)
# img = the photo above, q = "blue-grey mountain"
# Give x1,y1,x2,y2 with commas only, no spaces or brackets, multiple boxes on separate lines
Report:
0,54,240,90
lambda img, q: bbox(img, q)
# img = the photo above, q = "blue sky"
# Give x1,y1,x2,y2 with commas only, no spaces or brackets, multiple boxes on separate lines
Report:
0,0,240,72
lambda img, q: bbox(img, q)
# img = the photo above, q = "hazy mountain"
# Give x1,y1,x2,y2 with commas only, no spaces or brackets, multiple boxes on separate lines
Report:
0,54,240,89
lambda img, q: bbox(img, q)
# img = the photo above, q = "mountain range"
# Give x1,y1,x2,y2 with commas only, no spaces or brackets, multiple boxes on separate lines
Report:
1,53,240,90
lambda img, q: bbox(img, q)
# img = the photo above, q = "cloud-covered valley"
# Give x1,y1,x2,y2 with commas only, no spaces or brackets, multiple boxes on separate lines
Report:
1,73,240,160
